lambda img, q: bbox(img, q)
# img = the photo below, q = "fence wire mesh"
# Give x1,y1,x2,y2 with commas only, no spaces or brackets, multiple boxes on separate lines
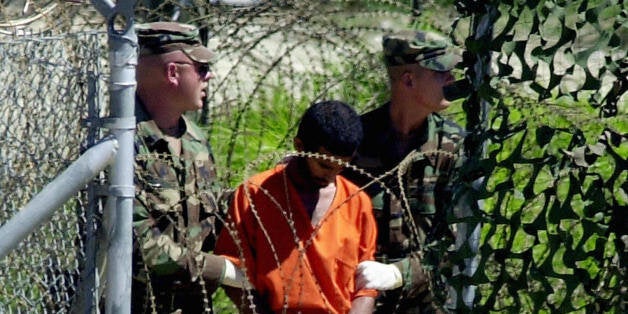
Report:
0,31,107,313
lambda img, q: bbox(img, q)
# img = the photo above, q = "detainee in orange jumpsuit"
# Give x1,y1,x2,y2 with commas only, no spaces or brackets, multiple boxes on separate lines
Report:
215,100,378,313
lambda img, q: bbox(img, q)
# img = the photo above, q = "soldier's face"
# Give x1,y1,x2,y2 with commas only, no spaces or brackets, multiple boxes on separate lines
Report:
412,66,455,112
173,57,213,111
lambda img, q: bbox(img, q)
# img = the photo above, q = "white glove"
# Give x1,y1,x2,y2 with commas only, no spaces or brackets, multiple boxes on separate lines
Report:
222,259,252,289
355,260,403,290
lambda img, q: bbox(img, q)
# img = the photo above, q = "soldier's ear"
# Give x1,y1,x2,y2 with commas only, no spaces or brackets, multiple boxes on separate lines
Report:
165,62,179,86
401,71,413,88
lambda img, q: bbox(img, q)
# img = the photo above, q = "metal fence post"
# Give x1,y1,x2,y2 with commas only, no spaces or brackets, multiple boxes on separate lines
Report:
90,0,137,313
0,138,118,260
76,67,107,314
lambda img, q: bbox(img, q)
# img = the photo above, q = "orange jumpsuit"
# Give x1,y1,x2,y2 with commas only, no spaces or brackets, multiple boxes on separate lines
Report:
215,164,378,313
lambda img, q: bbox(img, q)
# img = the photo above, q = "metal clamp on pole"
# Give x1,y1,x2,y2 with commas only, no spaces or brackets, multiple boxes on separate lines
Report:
81,116,137,130
108,184,135,198
101,116,136,130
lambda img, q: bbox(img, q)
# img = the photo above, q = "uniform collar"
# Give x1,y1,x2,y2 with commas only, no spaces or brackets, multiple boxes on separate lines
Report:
135,96,205,147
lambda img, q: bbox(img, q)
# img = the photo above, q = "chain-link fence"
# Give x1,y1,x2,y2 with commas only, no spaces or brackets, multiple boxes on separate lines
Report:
0,30,107,312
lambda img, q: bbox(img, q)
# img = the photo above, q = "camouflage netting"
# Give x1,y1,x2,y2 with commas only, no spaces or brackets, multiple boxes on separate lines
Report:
454,0,627,312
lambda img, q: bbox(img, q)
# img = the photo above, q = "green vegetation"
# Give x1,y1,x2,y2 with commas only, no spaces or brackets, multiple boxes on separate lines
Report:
208,61,390,187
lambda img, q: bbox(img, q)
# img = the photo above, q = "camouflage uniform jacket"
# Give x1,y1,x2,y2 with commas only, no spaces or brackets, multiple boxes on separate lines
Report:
132,101,223,312
350,102,480,313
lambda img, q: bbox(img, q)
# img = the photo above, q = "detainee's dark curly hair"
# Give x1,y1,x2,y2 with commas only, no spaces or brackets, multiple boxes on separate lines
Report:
296,100,363,157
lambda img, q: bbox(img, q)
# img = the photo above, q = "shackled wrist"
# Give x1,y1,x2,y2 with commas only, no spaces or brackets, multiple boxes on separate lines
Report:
201,253,226,282
393,258,411,290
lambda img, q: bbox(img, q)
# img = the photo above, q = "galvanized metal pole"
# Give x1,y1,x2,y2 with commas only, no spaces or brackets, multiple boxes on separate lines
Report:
90,0,137,313
74,67,108,314
0,138,118,260
457,3,498,310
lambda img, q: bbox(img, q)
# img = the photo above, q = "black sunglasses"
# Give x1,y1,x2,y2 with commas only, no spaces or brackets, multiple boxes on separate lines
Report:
197,63,211,78
173,62,211,78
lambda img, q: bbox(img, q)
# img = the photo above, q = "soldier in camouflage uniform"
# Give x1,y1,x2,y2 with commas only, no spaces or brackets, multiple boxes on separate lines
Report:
349,30,481,313
132,22,244,313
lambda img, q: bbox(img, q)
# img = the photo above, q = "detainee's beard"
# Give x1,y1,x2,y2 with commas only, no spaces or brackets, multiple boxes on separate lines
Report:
288,158,318,191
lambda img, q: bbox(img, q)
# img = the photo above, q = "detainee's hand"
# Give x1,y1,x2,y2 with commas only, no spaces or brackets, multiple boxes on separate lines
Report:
355,260,403,290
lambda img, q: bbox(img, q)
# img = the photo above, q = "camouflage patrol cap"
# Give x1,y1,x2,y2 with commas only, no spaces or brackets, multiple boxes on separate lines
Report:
136,22,214,64
383,30,461,71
